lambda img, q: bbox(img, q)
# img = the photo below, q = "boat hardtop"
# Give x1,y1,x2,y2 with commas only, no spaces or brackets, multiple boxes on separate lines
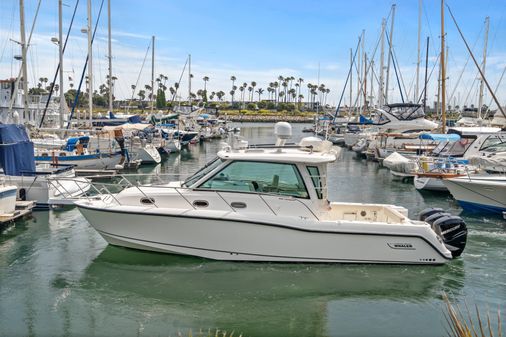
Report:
216,140,338,165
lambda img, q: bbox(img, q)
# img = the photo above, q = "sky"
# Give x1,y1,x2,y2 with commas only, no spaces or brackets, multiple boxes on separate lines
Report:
1,0,505,109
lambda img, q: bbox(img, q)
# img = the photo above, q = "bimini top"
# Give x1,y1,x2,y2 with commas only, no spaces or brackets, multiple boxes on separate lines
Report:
218,136,339,164
419,133,461,142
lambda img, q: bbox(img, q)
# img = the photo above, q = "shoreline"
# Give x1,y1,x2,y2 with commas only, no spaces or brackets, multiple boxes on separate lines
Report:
225,115,314,123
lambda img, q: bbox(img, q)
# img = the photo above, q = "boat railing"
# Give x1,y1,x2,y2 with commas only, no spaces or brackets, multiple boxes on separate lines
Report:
46,173,320,219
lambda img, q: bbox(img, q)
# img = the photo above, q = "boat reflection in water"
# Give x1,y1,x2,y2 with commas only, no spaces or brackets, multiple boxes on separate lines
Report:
77,246,465,337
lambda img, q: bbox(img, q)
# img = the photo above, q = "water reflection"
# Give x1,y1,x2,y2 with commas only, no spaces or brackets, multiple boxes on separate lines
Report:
75,246,465,336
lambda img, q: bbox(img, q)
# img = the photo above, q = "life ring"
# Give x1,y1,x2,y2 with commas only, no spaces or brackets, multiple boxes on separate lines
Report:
459,138,468,146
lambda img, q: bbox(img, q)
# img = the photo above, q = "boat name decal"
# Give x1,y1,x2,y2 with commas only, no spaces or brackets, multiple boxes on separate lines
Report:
387,243,415,250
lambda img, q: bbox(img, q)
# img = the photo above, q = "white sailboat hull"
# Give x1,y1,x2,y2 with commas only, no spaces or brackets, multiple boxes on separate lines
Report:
132,145,161,164
35,152,123,169
414,176,448,191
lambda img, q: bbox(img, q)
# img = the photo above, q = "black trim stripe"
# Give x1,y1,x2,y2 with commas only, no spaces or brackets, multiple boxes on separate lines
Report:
96,228,445,265
77,203,452,260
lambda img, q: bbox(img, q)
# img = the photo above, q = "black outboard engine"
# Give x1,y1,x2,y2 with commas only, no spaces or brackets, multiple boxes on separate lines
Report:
419,208,467,258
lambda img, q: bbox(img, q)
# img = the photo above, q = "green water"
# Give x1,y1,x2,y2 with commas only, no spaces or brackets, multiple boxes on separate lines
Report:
1,124,505,337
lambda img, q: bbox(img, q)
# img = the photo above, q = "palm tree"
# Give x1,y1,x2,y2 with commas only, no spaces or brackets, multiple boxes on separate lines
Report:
247,86,253,102
230,76,236,102
251,81,257,100
273,82,279,106
281,80,288,102
256,88,264,101
216,91,225,101
239,86,245,109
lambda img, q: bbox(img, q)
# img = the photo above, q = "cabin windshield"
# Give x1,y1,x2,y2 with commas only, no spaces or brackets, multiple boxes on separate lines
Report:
386,105,425,120
433,138,475,157
198,160,309,198
480,135,506,152
183,156,224,187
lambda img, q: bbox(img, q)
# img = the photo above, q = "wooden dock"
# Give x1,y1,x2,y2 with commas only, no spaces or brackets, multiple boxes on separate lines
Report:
0,200,35,228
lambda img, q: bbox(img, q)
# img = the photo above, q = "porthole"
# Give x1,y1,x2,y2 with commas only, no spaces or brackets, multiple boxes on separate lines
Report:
140,197,155,205
193,200,209,208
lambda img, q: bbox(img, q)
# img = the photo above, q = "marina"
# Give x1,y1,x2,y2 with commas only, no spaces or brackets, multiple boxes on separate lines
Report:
1,0,505,336
0,123,505,336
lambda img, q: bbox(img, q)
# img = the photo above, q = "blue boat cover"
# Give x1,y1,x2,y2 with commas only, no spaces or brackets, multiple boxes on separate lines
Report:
64,136,90,152
0,124,36,176
419,133,460,142
127,115,142,123
359,115,373,124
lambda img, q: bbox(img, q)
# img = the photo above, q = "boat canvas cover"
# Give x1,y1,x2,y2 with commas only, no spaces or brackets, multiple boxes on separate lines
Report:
383,152,418,173
468,152,506,172
0,124,36,176
419,133,460,142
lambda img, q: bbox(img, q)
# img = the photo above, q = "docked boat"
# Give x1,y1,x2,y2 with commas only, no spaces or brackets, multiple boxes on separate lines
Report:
0,184,17,216
76,122,467,264
0,124,91,208
34,135,124,169
443,175,506,215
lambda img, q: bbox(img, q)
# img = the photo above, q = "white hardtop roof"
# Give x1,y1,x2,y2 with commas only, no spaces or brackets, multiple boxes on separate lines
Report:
449,126,502,135
217,147,338,164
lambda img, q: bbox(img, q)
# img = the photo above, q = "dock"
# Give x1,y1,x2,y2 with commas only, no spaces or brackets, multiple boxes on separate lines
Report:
0,200,35,228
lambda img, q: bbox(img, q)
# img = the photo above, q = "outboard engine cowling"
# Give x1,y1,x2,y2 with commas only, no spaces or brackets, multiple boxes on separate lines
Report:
419,208,467,258
418,208,444,221
432,215,467,258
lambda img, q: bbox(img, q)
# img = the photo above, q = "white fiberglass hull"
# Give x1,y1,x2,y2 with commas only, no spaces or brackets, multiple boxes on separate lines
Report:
134,145,161,164
77,202,452,264
2,171,91,208
443,176,506,214
414,176,448,192
35,153,123,170
0,185,17,214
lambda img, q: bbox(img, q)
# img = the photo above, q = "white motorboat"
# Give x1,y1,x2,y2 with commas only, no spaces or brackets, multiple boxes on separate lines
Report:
413,132,505,192
443,175,506,215
76,123,467,264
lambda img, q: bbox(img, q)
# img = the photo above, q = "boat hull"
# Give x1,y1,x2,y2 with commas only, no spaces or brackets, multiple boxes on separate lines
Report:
443,176,506,215
35,152,123,169
77,203,451,264
414,176,448,191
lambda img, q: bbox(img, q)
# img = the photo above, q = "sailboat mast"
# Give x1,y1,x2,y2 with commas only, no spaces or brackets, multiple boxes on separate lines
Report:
415,0,422,102
440,0,446,133
369,59,374,110
423,36,429,111
188,54,192,109
385,4,396,104
151,35,155,114
87,0,93,126
349,48,353,115
363,53,368,113
379,18,386,107
19,0,29,120
107,0,113,113
58,0,64,128
478,16,489,119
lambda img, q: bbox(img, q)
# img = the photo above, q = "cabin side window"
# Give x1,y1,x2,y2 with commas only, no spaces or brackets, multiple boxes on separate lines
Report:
307,166,323,199
198,161,309,198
